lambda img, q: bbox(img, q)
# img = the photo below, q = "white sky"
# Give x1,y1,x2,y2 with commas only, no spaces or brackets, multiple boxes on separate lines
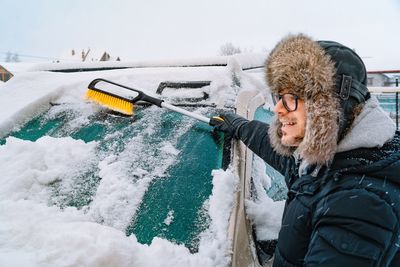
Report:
1,0,400,70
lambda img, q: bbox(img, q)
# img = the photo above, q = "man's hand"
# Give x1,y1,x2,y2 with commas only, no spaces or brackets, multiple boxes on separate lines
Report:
210,113,248,138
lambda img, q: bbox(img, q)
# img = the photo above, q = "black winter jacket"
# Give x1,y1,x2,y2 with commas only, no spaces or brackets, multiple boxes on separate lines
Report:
231,117,400,267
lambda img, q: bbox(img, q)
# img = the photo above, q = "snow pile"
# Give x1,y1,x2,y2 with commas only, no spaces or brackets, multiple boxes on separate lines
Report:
0,136,97,201
245,156,285,240
29,56,229,72
197,169,238,266
0,65,244,137
24,53,265,72
246,198,285,241
0,72,66,137
0,132,238,266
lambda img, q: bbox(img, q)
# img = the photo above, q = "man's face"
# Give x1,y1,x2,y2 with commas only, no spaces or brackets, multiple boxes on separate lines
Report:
273,92,306,147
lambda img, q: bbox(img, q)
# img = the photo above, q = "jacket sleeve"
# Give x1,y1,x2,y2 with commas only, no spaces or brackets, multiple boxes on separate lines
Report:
304,189,398,267
235,119,290,175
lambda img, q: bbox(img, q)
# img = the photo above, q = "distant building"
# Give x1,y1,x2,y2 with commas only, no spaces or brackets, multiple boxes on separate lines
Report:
57,49,120,63
367,70,400,87
0,65,13,82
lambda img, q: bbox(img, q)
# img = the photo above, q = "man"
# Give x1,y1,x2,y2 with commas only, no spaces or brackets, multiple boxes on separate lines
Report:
214,34,400,266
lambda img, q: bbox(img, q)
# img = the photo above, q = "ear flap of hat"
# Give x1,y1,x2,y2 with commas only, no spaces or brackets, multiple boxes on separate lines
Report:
318,41,371,140
297,90,340,165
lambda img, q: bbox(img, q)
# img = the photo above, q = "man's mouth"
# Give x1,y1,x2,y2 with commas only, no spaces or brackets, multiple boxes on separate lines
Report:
281,121,296,126
280,121,296,135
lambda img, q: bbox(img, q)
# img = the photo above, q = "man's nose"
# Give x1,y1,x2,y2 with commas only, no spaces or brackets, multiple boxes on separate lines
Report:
274,99,287,115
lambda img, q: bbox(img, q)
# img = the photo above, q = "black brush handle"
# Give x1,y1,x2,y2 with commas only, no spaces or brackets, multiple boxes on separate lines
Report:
89,78,163,107
133,92,163,107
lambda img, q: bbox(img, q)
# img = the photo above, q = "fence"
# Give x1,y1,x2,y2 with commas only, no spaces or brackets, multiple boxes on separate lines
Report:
369,87,399,130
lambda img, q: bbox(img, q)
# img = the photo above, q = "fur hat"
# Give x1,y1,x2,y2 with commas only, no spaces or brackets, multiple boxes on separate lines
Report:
266,34,370,165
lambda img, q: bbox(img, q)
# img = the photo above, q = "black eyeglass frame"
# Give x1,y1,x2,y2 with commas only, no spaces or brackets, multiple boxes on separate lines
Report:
272,93,299,112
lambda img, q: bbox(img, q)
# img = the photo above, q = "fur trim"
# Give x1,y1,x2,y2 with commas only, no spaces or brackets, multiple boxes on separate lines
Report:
266,34,340,165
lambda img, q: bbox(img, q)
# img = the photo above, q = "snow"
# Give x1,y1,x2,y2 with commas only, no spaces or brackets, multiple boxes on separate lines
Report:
164,210,175,226
0,135,239,266
0,53,266,73
87,111,195,231
0,66,235,137
246,155,285,241
246,198,285,241
160,142,180,156
0,62,39,74
0,136,97,200
160,87,207,100
0,55,284,266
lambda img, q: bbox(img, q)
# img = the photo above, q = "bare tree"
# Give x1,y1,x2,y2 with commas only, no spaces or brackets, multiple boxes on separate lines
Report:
5,52,20,62
219,42,241,56
5,51,12,62
12,53,20,62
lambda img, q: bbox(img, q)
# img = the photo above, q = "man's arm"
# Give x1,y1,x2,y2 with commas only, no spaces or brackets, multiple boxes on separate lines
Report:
214,113,290,174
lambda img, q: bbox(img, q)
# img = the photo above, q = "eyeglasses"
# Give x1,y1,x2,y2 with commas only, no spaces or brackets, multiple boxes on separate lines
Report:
272,93,299,112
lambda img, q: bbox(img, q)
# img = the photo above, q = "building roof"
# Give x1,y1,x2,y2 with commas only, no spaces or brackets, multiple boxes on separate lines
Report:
58,49,118,62
367,70,400,74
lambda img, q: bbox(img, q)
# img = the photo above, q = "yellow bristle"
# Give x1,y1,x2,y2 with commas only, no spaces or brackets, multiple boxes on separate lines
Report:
85,89,134,115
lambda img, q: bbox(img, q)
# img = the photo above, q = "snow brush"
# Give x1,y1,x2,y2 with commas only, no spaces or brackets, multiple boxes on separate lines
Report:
86,78,224,126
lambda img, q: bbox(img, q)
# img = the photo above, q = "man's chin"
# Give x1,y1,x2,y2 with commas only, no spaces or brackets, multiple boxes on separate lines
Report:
281,136,302,147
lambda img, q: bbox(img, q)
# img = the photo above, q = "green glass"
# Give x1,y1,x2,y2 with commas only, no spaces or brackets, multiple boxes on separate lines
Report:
126,121,224,251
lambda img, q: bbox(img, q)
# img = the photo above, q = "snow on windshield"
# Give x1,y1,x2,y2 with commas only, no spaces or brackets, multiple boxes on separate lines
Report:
0,131,238,266
0,62,244,267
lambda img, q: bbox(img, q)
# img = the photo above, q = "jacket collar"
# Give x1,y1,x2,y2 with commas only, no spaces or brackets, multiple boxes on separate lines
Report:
337,96,396,153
